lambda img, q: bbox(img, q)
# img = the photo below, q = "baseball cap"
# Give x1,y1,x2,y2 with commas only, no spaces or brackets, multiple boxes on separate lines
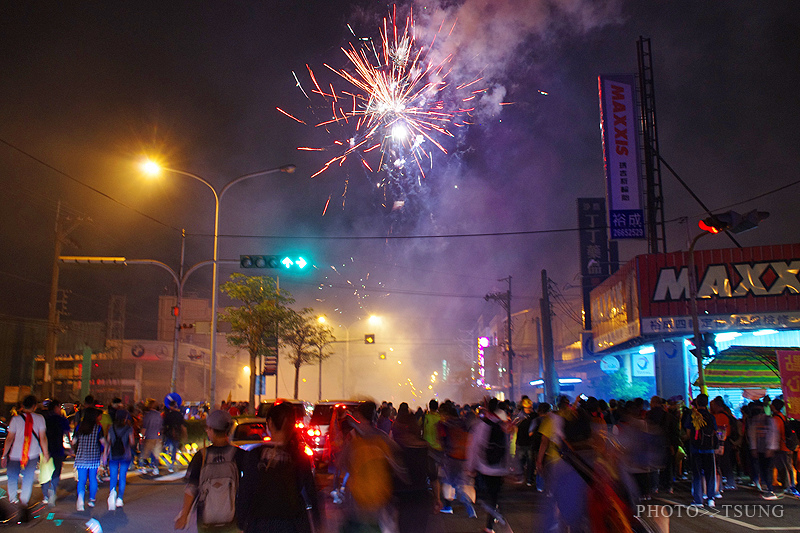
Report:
206,409,233,432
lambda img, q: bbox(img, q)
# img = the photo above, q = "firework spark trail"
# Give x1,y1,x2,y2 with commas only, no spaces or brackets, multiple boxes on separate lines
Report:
280,4,486,218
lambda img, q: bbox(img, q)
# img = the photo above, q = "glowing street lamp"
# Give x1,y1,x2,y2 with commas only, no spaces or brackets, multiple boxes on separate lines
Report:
141,158,295,408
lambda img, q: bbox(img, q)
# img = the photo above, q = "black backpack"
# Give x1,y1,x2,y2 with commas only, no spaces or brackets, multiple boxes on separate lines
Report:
484,419,506,465
690,410,717,450
563,407,592,445
777,414,799,451
111,426,126,457
726,412,740,441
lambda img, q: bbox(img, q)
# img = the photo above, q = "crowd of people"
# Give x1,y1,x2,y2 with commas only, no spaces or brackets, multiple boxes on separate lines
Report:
2,391,798,532
1,393,191,521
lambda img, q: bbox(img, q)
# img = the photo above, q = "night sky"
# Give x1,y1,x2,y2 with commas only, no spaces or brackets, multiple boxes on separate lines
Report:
1,1,799,395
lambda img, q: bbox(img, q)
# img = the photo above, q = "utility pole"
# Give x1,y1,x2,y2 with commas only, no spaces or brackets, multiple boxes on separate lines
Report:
44,201,86,398
485,276,514,401
540,269,558,402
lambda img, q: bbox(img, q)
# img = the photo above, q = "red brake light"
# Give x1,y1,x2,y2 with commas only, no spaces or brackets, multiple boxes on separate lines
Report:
307,428,315,436
304,445,314,457
263,436,272,441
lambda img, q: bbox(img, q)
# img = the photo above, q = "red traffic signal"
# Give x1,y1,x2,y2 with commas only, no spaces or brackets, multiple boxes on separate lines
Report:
698,219,721,234
699,210,769,235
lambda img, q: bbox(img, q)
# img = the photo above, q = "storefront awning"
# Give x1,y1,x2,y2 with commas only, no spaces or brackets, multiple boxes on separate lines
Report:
698,345,792,389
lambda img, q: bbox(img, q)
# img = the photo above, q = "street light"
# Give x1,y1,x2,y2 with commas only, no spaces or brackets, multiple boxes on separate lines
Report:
141,159,296,408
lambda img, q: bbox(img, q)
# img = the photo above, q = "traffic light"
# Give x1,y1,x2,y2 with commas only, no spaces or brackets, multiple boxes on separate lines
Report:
240,255,310,270
699,210,769,235
240,255,281,268
365,334,375,344
379,352,386,360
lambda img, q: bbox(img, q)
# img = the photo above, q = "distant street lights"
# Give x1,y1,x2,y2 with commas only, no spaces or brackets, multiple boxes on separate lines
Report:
142,160,295,408
333,314,382,399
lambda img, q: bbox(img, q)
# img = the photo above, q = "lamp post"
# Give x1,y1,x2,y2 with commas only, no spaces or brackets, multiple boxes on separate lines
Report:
142,160,295,408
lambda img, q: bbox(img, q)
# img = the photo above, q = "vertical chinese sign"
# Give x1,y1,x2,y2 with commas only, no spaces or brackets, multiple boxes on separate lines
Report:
777,350,800,419
578,198,611,330
598,74,645,240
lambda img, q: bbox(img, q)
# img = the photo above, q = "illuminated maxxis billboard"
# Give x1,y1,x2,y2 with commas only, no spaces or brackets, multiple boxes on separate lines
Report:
591,243,800,351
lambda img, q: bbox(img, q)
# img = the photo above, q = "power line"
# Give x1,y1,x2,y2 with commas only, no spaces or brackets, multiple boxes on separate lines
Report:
0,137,181,233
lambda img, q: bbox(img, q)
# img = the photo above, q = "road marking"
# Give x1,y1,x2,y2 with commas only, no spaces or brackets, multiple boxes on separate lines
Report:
658,498,800,531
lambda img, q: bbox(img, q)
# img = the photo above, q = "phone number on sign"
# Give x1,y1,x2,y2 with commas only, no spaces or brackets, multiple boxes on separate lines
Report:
612,228,644,238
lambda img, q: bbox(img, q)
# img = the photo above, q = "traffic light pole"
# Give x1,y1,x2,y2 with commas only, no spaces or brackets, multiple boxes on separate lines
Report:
59,255,239,394
688,231,710,395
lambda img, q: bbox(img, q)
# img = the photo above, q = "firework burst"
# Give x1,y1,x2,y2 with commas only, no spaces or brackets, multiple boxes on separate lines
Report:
279,5,484,218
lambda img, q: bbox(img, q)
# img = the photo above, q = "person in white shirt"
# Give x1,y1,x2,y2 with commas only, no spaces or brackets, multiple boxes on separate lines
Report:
1,394,49,513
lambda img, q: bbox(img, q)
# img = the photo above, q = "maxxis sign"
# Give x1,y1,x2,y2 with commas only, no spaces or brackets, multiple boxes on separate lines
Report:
598,75,644,240
591,243,800,350
641,244,800,312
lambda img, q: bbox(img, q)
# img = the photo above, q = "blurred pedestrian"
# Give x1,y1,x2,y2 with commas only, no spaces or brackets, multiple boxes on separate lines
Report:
771,399,799,496
438,402,476,517
340,400,405,533
513,398,536,486
163,400,187,473
42,398,70,506
73,406,106,511
237,402,320,533
467,397,510,533
105,409,134,510
748,401,778,498
139,399,162,475
684,394,718,507
1,394,49,517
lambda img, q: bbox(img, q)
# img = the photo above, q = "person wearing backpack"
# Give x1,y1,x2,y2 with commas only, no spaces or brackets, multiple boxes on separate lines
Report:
771,399,799,496
175,409,244,533
466,397,510,533
73,407,106,511
747,401,778,498
237,402,320,533
1,395,49,520
683,394,719,507
104,409,134,510
41,398,70,507
163,400,188,473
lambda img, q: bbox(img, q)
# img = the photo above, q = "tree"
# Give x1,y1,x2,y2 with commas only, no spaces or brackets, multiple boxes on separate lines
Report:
595,370,650,401
281,308,325,400
219,273,294,412
309,318,336,401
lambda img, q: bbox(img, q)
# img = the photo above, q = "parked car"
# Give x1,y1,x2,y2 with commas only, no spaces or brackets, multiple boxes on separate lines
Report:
229,416,270,451
305,401,362,466
256,398,310,427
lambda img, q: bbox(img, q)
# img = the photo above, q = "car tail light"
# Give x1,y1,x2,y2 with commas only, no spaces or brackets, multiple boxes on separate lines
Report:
263,436,272,441
304,444,314,457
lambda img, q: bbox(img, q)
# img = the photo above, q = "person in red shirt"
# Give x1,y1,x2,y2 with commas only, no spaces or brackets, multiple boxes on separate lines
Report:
771,399,799,496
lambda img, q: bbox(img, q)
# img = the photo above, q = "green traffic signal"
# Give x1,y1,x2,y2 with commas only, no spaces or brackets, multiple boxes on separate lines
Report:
240,255,309,270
